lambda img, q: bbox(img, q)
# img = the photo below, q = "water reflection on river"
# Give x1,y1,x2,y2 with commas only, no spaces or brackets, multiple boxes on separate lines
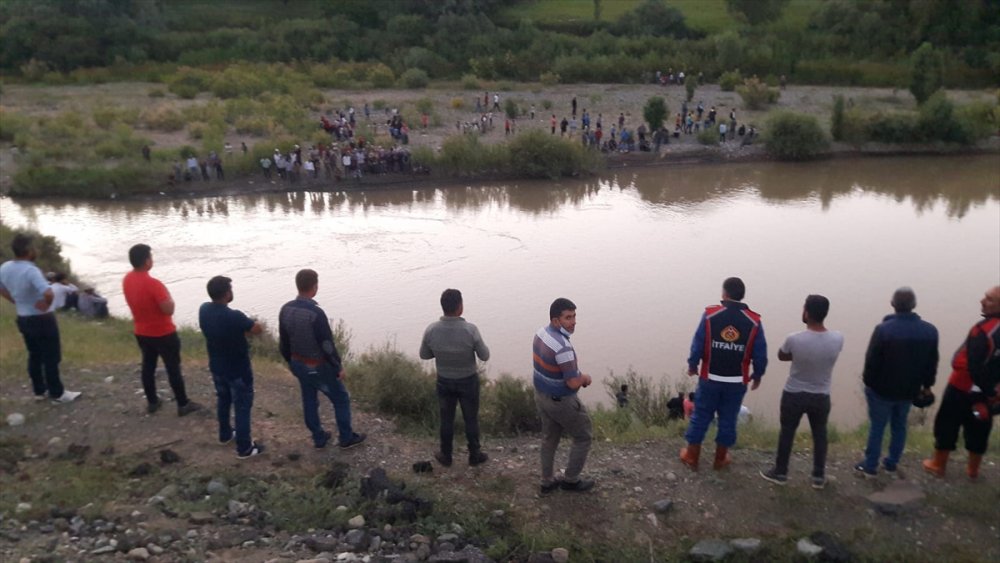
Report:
2,155,998,426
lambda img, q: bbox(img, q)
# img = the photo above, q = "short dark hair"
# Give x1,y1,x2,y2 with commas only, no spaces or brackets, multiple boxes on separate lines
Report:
54,272,68,283
295,268,318,293
206,275,232,301
11,234,32,258
440,288,462,315
723,277,746,301
804,294,830,322
128,244,152,268
549,297,576,320
891,286,916,313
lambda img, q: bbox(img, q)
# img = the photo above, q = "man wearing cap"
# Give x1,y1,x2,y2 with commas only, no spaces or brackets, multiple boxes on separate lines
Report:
854,287,938,478
681,277,767,471
199,276,265,459
924,286,1000,479
0,234,81,403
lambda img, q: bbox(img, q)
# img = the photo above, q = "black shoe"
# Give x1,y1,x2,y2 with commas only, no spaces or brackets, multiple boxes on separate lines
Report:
314,430,333,449
237,441,265,459
220,430,235,445
468,451,488,466
177,401,202,417
559,478,595,492
759,468,788,486
539,479,562,496
339,433,367,449
147,400,162,414
434,451,453,467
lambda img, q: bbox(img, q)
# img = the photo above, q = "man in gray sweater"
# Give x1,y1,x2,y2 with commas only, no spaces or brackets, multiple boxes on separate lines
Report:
420,289,491,467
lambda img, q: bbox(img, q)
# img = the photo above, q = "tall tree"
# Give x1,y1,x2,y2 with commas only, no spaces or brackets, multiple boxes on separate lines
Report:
643,96,668,131
910,42,945,105
725,0,790,26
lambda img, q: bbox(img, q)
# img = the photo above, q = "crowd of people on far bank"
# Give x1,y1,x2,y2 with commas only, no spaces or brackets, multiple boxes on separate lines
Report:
2,234,997,492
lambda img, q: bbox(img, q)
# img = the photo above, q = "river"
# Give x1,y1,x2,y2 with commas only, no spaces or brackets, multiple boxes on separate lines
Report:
2,155,998,426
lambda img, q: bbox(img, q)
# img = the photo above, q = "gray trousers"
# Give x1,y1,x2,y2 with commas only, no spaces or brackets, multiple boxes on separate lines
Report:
535,391,592,483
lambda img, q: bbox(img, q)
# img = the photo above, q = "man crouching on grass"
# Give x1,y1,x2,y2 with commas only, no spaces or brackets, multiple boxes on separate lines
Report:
199,276,265,459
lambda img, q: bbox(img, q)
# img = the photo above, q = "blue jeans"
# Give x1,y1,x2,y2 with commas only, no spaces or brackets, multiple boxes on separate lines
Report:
685,379,747,447
289,361,354,445
212,373,254,454
862,386,911,471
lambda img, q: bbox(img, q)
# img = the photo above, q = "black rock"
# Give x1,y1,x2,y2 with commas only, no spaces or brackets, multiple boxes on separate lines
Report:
412,461,433,474
319,462,350,489
287,452,301,462
159,450,180,464
128,463,153,477
810,531,855,562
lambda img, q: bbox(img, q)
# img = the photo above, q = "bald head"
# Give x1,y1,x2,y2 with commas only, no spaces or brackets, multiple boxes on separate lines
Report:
982,286,1000,317
891,287,916,313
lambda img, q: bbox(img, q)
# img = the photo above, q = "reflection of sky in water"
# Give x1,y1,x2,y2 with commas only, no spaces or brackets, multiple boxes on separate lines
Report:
1,155,998,426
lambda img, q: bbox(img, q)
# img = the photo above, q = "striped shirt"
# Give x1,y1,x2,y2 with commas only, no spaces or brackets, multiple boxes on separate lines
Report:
532,324,579,398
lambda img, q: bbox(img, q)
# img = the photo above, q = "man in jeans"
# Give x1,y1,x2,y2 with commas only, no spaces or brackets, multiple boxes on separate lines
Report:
682,277,767,471
533,298,595,494
123,244,200,416
199,276,265,459
856,287,938,477
759,295,844,489
279,269,365,450
0,234,81,404
419,289,491,467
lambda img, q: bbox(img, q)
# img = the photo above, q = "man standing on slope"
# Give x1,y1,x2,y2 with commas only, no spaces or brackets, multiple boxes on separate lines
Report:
681,277,767,471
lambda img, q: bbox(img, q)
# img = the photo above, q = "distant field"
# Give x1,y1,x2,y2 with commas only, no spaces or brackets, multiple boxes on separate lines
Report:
502,0,820,34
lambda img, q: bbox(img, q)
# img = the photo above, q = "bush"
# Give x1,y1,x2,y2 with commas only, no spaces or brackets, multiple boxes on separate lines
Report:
461,74,481,90
910,42,945,105
148,88,166,98
141,106,185,132
414,97,435,115
685,75,697,102
643,96,668,130
603,369,680,428
372,99,387,110
481,375,541,435
541,99,553,110
737,77,780,110
11,164,155,198
697,128,719,145
367,63,396,88
399,68,429,89
503,98,519,119
918,92,972,144
865,112,921,144
449,97,465,110
831,95,846,141
0,110,32,143
719,70,742,92
167,67,212,99
764,111,830,160
506,129,599,179
955,100,999,142
539,71,561,86
349,344,438,433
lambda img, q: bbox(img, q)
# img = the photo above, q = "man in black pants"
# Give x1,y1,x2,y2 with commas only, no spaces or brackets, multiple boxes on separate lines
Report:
419,289,491,467
123,244,201,416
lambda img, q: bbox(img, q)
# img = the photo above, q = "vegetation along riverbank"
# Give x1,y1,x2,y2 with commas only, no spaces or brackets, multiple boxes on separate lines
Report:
1,225,999,562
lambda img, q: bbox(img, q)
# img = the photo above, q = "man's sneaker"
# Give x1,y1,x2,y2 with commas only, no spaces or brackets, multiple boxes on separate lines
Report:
811,475,828,490
147,400,162,414
220,430,235,445
177,401,202,417
52,390,82,404
339,433,367,449
314,430,333,449
882,463,901,479
853,463,878,479
759,468,788,486
559,478,595,492
434,451,453,467
34,394,48,402
539,479,562,496
237,441,265,459
468,451,488,467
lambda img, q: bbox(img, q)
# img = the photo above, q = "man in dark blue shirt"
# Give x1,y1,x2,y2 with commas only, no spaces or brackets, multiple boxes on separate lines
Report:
279,269,366,450
199,276,264,459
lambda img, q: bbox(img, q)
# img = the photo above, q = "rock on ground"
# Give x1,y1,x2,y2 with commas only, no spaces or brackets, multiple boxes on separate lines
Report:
689,539,734,561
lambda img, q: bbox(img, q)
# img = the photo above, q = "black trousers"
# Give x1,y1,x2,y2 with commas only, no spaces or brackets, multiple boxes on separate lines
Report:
16,313,64,398
774,391,830,477
437,374,481,457
934,384,992,454
135,332,189,406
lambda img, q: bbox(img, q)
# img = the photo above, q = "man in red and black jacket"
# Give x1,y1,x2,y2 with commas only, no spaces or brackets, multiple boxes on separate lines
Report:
681,277,767,471
924,286,1000,479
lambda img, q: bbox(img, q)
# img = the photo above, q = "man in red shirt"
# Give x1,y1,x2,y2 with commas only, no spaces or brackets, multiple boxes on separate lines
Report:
123,244,200,416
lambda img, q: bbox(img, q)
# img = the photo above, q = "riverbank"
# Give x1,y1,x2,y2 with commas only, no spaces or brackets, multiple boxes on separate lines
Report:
2,304,998,562
1,81,997,200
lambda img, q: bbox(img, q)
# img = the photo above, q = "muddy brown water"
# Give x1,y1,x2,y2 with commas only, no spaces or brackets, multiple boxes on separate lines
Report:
2,155,997,426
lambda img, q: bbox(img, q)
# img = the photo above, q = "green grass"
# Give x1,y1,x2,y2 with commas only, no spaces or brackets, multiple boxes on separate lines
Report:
502,0,820,34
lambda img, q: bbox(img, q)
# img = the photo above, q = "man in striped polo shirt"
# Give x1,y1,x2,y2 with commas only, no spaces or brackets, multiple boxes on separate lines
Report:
533,298,595,494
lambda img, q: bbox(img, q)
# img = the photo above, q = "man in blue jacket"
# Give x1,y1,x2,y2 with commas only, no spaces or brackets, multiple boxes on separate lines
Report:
681,277,767,471
856,287,938,477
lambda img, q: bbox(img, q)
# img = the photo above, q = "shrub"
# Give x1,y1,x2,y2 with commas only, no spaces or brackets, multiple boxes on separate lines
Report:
831,95,846,141
503,98,519,119
719,70,742,92
461,74,481,90
0,110,32,143
141,106,185,132
148,88,166,98
211,67,268,99
348,345,437,433
167,67,212,99
541,99,553,110
737,77,780,110
865,112,921,144
506,129,599,179
763,111,829,160
910,42,945,105
918,92,972,144
11,164,155,198
539,71,561,86
603,369,680,428
481,375,541,435
643,96,668,130
685,75,697,102
372,99,387,110
697,128,719,145
399,68,429,89
414,97,435,115
496,81,515,91
450,97,465,110
955,100,999,142
367,64,395,88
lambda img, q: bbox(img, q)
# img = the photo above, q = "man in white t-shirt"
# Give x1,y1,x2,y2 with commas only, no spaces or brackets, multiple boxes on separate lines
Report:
49,272,78,311
760,295,843,489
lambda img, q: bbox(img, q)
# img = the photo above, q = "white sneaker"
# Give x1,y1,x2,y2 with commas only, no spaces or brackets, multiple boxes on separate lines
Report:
52,390,82,404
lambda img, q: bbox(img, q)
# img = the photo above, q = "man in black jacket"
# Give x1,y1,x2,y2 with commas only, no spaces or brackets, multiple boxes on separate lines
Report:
855,287,938,477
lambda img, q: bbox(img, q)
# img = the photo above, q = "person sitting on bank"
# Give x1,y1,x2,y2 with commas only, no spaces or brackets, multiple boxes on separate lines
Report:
78,287,109,319
49,272,78,312
616,384,630,408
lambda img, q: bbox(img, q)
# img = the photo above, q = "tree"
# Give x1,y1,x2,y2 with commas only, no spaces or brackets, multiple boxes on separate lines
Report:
910,42,945,105
615,0,689,38
764,111,829,160
593,0,602,21
831,95,846,141
725,0,790,26
643,97,668,131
